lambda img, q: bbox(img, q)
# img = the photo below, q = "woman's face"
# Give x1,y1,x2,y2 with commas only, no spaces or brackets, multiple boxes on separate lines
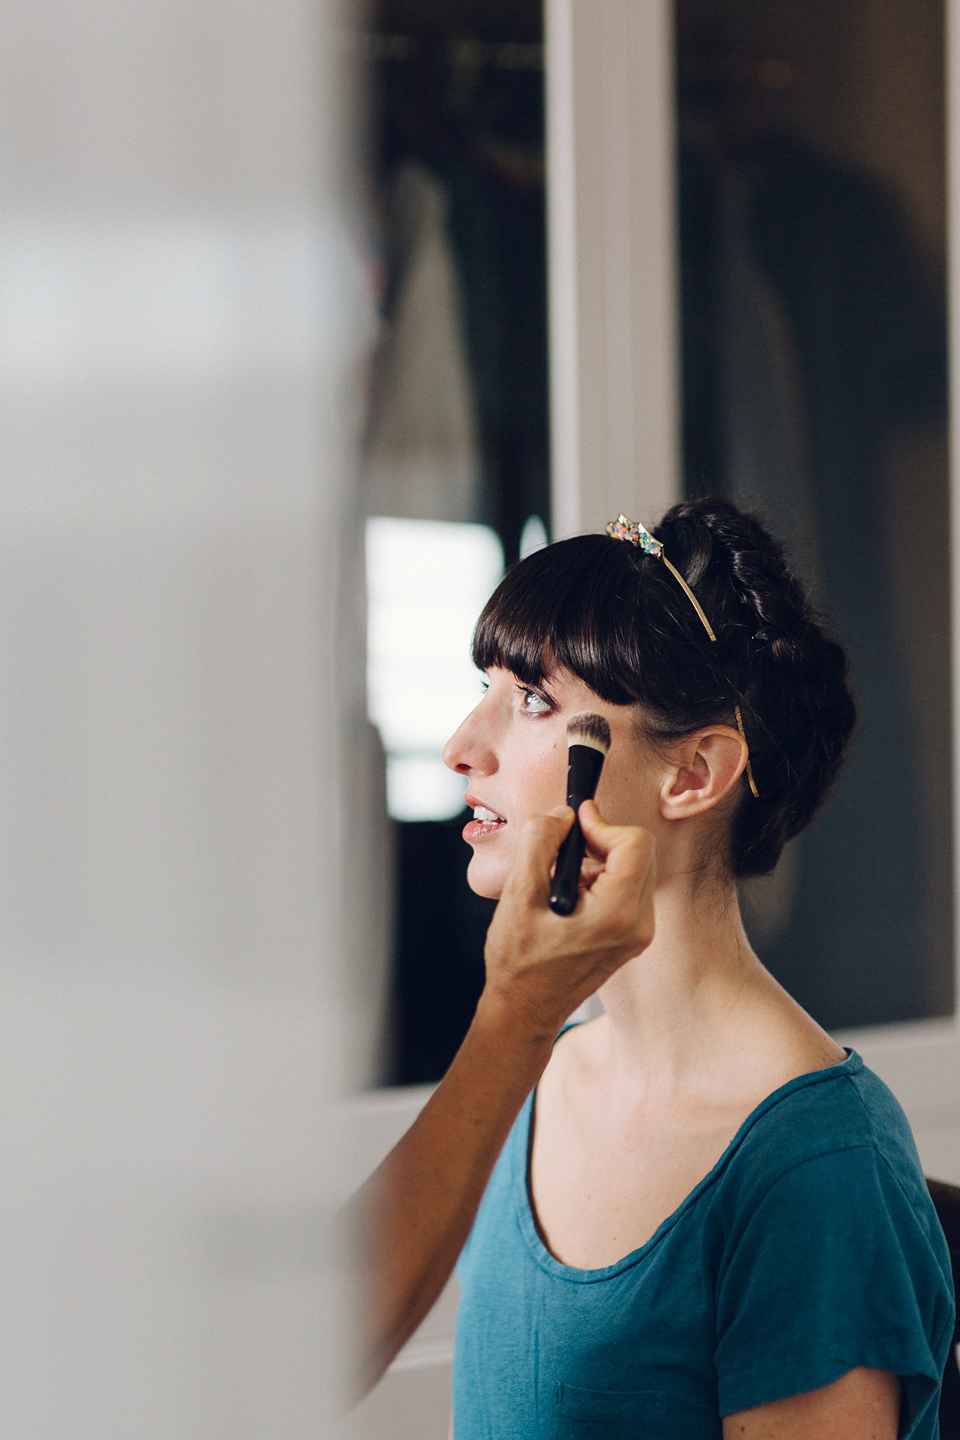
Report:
441,666,658,899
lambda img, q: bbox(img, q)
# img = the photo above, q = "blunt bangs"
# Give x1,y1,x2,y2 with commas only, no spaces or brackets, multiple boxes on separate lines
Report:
472,534,683,706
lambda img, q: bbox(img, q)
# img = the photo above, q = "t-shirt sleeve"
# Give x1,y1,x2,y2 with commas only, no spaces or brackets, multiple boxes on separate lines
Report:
714,1145,954,1435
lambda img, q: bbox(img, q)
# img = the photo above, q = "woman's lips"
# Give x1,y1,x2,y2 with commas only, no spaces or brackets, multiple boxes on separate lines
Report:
462,800,507,843
462,817,506,842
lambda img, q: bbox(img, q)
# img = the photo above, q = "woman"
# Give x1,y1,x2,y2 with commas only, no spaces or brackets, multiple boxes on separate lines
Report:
442,499,953,1439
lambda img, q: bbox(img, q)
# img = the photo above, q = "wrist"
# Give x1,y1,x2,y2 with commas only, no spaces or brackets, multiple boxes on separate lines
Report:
472,986,560,1053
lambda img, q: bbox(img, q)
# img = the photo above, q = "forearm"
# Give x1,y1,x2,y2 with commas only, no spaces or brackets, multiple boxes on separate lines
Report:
348,994,554,1396
346,806,655,1402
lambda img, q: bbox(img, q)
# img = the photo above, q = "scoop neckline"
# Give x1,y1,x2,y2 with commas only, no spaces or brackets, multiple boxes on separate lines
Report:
516,1047,863,1284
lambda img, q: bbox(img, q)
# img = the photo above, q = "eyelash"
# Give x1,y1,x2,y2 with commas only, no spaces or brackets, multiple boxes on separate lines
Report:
477,677,555,715
517,685,554,716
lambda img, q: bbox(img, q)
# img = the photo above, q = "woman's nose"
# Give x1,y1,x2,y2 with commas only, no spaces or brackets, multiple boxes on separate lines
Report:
442,705,497,777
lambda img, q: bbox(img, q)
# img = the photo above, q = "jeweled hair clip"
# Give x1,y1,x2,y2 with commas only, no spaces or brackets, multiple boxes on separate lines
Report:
606,513,759,798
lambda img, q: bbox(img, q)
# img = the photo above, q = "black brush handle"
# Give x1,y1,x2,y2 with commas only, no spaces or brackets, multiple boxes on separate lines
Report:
549,744,606,916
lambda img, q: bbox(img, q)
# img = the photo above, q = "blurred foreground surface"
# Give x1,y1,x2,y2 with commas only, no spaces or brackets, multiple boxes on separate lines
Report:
0,1,357,1433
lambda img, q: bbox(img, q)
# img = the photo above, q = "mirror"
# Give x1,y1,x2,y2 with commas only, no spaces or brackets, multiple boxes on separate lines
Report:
676,0,952,1028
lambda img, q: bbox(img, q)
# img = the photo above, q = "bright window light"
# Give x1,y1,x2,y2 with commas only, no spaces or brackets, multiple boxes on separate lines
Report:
520,514,548,558
386,754,470,823
366,517,504,821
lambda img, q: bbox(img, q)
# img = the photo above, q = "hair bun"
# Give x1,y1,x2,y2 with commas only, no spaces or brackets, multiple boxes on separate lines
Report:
654,497,856,874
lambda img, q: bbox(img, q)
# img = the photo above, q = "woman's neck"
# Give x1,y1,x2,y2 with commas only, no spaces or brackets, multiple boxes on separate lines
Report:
594,865,828,1103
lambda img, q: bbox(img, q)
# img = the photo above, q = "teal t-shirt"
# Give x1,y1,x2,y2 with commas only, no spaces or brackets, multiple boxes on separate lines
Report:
453,1050,954,1439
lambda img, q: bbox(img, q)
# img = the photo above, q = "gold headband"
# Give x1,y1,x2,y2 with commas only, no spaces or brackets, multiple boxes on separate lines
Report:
606,513,759,798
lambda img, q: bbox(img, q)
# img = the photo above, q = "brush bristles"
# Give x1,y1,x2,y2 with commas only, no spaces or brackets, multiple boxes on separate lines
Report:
567,712,611,754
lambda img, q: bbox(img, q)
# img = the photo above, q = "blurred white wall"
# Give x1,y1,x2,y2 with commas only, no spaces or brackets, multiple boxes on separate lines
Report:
0,0,359,1433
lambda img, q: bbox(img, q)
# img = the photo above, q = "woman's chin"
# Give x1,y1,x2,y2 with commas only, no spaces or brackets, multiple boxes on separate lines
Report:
465,854,506,901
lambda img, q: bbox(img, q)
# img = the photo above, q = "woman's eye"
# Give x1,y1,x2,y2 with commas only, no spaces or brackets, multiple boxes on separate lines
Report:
520,689,552,715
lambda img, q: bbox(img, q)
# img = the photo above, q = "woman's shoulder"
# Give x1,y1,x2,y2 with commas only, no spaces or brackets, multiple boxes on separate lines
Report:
710,1056,954,1435
717,1051,931,1216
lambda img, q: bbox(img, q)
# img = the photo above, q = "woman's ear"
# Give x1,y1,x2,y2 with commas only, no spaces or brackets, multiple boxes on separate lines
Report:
659,726,748,819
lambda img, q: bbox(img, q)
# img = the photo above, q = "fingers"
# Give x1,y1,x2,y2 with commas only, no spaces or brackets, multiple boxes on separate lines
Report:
498,802,654,957
577,801,655,913
501,807,575,908
484,803,655,1031
579,802,653,879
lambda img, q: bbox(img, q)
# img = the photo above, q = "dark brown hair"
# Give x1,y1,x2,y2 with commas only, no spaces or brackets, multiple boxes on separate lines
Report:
473,497,856,878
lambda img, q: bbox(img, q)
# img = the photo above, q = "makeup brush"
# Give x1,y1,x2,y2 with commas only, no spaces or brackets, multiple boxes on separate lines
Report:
549,713,612,916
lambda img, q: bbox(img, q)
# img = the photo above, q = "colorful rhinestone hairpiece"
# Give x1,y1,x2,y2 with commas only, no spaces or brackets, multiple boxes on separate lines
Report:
606,513,759,798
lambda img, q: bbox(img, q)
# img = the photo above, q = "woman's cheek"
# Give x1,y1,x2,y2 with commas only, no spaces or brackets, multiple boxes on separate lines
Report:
526,750,569,815
594,760,642,826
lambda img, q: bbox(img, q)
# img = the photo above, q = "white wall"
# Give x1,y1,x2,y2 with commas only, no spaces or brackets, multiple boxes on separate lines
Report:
0,1,356,1433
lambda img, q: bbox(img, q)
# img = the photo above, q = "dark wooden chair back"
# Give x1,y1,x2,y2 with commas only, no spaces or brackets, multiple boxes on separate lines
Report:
927,1178,960,1437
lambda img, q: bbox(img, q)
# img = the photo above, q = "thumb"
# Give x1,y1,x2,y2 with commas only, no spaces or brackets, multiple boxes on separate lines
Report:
577,798,616,857
502,808,574,907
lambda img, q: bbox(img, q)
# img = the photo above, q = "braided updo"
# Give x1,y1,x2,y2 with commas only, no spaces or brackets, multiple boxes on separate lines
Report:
472,496,856,878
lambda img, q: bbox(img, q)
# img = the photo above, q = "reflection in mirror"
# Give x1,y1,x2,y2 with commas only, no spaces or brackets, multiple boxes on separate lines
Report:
358,0,547,1083
676,0,952,1028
